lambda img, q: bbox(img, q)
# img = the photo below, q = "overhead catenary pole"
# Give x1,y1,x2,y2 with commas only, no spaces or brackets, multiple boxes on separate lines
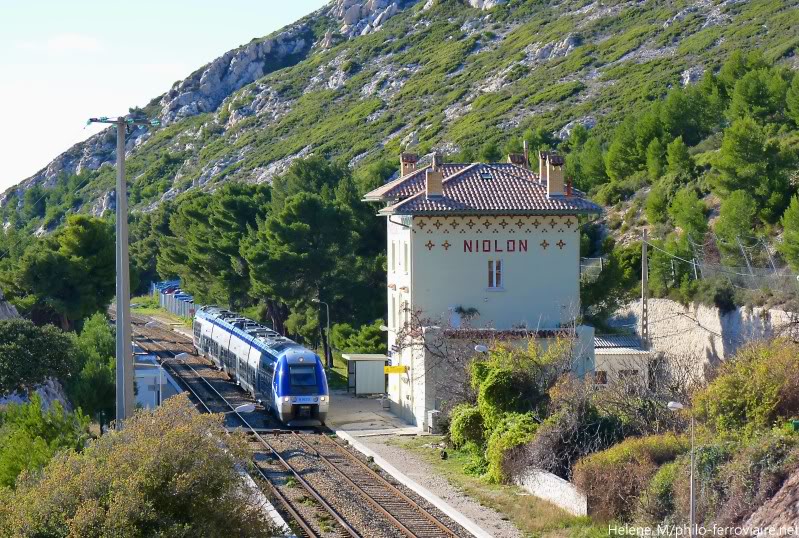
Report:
87,115,159,429
115,119,133,427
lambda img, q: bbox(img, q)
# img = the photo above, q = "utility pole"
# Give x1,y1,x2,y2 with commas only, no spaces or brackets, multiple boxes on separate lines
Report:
313,299,332,369
641,229,650,351
87,115,159,429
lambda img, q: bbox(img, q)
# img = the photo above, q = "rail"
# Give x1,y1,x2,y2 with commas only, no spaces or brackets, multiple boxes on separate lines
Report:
131,320,466,538
132,326,359,538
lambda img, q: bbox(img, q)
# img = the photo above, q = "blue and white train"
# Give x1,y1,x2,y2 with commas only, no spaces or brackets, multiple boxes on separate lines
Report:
192,306,329,425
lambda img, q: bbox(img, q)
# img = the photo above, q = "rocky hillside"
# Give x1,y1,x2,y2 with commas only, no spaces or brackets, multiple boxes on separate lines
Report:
3,0,797,226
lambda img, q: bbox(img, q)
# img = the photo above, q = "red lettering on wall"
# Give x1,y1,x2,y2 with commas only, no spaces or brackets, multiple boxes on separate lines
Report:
458,239,531,253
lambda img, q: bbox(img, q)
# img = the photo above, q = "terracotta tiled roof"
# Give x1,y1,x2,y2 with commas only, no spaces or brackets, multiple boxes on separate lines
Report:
362,163,475,201
368,163,601,216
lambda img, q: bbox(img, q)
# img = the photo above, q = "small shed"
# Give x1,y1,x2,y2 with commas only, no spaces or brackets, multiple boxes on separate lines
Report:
342,354,388,395
594,334,653,386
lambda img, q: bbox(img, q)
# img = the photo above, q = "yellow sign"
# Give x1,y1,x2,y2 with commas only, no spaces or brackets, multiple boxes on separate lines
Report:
384,365,408,374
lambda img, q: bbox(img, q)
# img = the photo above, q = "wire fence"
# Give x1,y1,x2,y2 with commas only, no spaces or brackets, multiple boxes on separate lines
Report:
690,233,798,294
580,257,605,283
583,232,798,295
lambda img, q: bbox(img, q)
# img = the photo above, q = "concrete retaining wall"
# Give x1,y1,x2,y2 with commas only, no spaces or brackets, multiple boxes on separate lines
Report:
611,299,795,378
514,469,587,516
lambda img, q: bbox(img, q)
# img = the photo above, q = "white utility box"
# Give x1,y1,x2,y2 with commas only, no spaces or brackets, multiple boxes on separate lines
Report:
342,354,388,395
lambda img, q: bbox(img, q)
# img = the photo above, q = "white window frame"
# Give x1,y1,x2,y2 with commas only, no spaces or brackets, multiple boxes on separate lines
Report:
487,259,504,290
403,242,409,275
391,241,397,273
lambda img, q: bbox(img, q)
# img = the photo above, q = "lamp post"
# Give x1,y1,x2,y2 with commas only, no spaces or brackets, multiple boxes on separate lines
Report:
155,353,190,407
313,299,332,369
668,401,695,537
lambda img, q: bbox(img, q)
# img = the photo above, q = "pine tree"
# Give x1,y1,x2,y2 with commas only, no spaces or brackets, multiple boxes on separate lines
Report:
646,138,665,180
243,193,357,343
727,69,787,123
645,184,669,224
714,117,787,222
16,215,114,330
715,190,757,245
668,188,707,242
779,195,799,272
666,136,694,176
605,119,641,182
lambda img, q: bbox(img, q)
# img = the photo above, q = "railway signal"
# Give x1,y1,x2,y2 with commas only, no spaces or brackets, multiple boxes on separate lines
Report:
86,115,159,429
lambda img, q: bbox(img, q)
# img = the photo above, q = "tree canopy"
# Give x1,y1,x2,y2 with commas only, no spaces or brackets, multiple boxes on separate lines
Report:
157,183,270,309
0,395,88,488
9,215,114,330
0,319,78,395
0,394,276,537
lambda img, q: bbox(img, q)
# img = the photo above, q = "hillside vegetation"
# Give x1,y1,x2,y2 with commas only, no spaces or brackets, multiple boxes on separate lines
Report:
2,0,797,230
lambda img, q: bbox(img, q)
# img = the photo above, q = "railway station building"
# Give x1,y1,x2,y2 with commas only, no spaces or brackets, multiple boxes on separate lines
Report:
363,151,603,428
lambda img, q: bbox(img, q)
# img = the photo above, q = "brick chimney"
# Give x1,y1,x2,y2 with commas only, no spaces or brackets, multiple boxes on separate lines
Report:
547,153,565,197
426,153,444,198
400,152,418,176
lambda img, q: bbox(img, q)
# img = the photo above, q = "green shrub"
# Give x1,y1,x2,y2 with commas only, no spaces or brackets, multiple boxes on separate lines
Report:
694,339,799,435
477,367,539,430
461,441,488,477
693,277,738,313
637,462,678,523
330,320,387,354
713,430,799,525
573,433,688,521
449,404,484,448
485,413,538,483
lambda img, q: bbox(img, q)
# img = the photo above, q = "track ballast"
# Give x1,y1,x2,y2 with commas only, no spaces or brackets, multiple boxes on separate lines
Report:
127,314,469,538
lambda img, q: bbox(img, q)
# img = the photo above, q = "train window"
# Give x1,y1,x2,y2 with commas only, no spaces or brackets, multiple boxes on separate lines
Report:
289,365,316,387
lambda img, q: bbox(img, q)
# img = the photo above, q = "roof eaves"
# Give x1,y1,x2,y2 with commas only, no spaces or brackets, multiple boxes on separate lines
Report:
390,207,603,216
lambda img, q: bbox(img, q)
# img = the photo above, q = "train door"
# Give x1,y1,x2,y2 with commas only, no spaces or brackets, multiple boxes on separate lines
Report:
225,331,235,376
258,354,276,410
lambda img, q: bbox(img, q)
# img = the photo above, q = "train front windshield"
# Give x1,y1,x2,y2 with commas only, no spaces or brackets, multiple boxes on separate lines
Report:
289,365,317,394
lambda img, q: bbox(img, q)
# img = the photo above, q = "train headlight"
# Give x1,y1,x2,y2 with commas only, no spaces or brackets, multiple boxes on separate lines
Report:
283,397,290,403
320,396,327,402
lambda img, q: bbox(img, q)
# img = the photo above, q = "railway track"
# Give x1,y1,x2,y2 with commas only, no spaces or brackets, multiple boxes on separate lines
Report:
129,316,467,538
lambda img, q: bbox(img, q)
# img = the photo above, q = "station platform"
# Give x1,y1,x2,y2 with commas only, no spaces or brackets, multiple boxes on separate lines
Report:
326,390,419,437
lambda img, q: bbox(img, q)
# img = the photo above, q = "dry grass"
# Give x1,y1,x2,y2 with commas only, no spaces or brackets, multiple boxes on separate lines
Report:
387,435,608,537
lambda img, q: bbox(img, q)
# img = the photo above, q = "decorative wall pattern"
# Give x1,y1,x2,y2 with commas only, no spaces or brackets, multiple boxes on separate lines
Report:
413,215,577,235
413,215,576,252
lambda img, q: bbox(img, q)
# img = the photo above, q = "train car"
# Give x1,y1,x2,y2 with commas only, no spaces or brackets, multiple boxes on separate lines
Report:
193,306,329,425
